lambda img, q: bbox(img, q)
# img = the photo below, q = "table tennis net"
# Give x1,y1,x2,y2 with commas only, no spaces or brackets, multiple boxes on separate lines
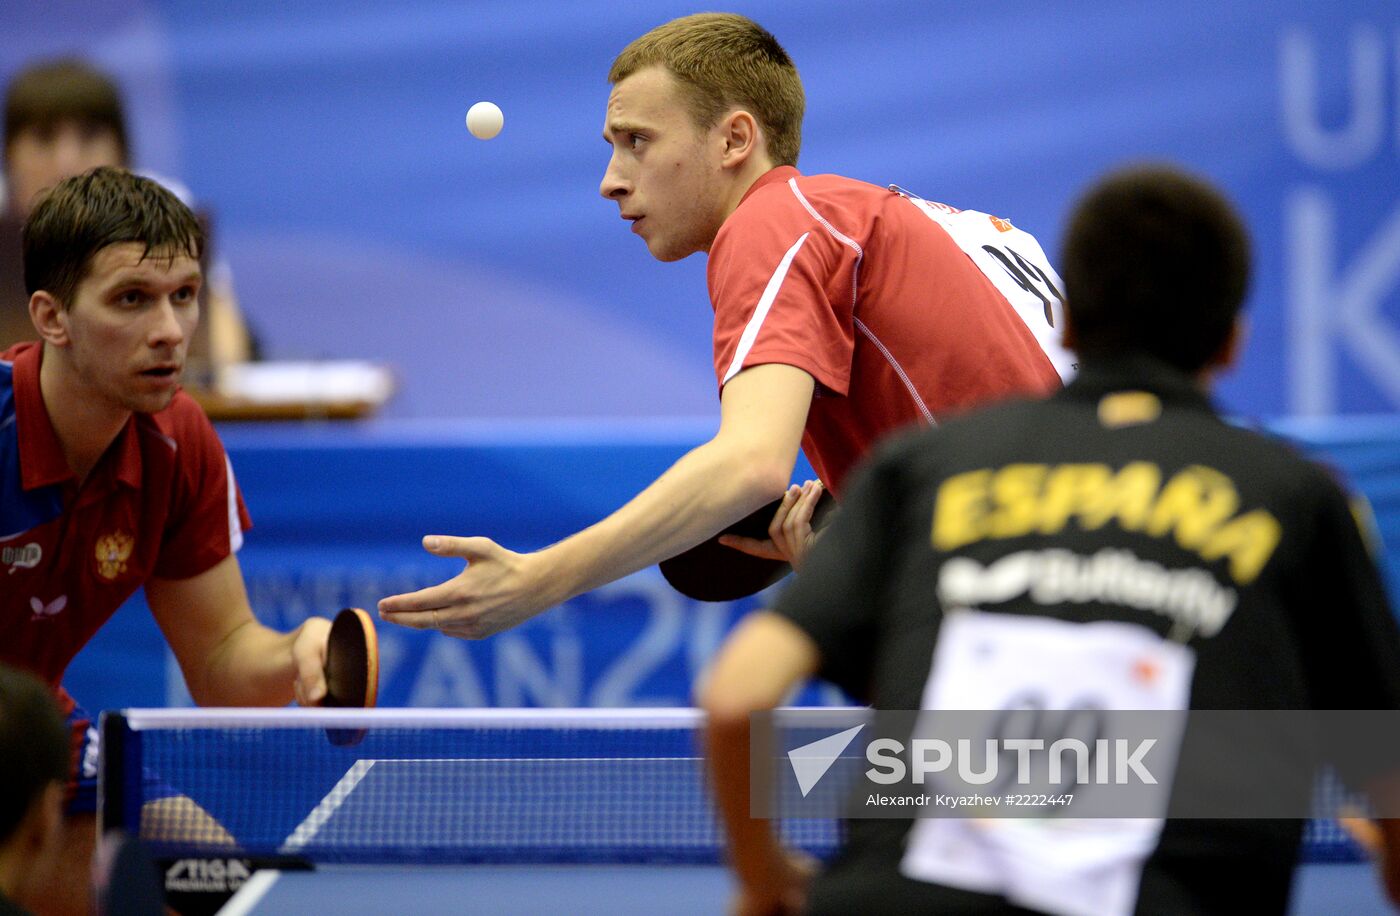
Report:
100,709,1365,866
100,708,841,866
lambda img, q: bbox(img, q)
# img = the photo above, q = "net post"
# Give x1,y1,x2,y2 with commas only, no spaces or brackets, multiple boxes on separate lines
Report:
98,710,140,834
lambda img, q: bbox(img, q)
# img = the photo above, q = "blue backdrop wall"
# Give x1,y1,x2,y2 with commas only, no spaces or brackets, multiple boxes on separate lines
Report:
60,419,1400,711
4,1,1400,420
4,1,1400,709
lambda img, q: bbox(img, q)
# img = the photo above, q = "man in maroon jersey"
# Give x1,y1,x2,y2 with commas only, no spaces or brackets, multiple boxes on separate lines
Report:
0,167,334,915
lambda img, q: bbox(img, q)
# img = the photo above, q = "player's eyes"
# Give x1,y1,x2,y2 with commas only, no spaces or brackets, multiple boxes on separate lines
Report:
112,287,196,307
629,134,646,149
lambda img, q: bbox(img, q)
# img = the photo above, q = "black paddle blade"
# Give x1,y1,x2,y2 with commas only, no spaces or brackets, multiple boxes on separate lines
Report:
322,607,378,747
659,489,835,601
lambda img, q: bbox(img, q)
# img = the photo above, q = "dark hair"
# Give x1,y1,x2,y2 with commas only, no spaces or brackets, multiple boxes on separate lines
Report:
4,58,129,162
609,13,805,167
0,664,69,845
22,166,204,305
1061,164,1251,373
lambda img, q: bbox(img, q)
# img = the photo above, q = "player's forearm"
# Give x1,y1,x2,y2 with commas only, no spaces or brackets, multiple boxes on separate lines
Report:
700,613,821,888
704,704,792,888
543,437,791,599
197,620,300,706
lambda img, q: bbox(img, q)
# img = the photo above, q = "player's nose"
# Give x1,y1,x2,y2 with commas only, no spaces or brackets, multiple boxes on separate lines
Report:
51,134,88,175
147,298,187,347
599,156,629,200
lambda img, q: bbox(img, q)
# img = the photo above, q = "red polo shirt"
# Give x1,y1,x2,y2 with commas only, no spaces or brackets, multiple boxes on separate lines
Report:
709,167,1070,495
0,341,251,693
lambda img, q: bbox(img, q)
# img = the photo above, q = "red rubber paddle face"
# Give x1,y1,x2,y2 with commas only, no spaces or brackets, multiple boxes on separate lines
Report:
659,489,835,601
324,607,378,709
323,607,378,747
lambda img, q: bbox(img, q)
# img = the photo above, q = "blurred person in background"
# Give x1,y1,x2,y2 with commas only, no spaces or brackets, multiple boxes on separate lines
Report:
2,57,255,367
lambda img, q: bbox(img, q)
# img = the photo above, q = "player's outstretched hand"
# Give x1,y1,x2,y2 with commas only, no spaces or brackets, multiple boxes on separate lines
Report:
377,536,558,639
291,615,333,706
719,480,824,571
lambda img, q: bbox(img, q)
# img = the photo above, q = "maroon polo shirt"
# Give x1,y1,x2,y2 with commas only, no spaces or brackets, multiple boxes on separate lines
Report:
0,341,251,699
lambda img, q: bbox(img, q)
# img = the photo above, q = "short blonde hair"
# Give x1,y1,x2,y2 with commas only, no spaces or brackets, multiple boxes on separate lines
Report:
609,13,804,167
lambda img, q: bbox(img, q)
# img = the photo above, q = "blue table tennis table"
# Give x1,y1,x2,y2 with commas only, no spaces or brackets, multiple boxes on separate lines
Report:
219,864,731,915
100,709,1395,916
217,861,1385,915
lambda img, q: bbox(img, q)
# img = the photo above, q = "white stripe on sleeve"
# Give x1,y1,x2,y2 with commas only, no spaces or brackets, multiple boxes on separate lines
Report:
721,232,811,385
225,455,244,553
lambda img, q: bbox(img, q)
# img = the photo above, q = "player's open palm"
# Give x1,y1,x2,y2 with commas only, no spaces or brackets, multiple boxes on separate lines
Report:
377,536,557,639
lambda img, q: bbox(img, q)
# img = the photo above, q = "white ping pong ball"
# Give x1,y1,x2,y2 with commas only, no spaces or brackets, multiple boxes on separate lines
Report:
466,101,504,140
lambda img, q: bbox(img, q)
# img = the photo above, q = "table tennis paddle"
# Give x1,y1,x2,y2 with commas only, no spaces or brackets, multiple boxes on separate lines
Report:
659,488,835,601
94,830,164,916
321,607,379,747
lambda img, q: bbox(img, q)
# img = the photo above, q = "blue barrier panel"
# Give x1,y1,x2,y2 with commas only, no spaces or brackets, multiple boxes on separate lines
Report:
6,2,1400,421
61,417,1400,711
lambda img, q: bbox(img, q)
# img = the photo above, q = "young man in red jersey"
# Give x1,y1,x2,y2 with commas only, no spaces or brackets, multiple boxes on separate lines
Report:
380,13,1071,639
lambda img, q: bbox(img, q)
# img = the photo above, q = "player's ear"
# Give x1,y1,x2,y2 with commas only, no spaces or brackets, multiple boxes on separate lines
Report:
15,781,64,860
29,291,70,347
719,109,759,169
1208,315,1248,373
35,781,64,852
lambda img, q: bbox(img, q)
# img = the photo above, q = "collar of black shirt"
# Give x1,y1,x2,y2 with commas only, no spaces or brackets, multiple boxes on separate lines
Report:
1062,353,1217,413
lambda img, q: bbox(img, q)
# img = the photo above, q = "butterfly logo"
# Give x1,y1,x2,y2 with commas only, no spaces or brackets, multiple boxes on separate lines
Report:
29,595,67,621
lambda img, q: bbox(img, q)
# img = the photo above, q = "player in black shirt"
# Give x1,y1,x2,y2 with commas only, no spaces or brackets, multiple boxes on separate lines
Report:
701,165,1400,915
0,664,69,915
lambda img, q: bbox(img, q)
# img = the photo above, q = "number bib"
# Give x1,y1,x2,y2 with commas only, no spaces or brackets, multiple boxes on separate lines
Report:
899,610,1196,916
896,191,1077,382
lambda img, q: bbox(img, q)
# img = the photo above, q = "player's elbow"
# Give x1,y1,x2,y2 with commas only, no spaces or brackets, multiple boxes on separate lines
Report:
724,448,792,510
699,680,762,738
177,660,222,707
697,662,780,736
187,679,263,708
697,613,818,724
753,460,794,503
